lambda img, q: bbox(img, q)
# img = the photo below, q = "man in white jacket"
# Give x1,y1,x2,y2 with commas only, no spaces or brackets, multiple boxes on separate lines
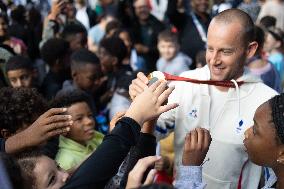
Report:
129,9,278,189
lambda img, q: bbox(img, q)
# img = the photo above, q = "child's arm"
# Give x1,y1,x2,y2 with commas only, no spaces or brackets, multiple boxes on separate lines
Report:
126,156,160,189
62,81,178,189
125,81,178,126
174,128,211,189
4,108,72,154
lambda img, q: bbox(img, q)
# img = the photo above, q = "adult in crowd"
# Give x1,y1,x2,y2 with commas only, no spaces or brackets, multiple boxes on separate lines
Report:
130,0,165,72
167,0,211,68
257,0,284,31
129,9,278,189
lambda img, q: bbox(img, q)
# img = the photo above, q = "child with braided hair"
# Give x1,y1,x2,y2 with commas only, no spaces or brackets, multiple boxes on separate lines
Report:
243,93,284,188
175,94,284,188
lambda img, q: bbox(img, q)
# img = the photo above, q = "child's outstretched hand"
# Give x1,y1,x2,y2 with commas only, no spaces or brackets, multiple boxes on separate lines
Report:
182,128,211,166
125,81,179,126
5,108,73,153
126,156,160,189
109,111,126,132
23,108,73,146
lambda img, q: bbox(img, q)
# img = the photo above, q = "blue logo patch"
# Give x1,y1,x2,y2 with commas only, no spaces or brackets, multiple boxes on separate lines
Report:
189,109,198,119
236,119,244,134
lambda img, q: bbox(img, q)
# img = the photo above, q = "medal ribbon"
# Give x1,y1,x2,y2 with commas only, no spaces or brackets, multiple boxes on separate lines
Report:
163,72,244,88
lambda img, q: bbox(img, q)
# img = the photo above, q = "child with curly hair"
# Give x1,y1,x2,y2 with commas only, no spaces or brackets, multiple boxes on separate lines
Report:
52,90,104,170
0,87,72,157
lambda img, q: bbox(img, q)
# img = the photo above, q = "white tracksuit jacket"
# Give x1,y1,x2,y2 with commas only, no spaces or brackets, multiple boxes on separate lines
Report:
155,65,278,189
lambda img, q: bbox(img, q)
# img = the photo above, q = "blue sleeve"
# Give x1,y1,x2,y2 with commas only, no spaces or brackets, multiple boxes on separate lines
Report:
174,166,207,189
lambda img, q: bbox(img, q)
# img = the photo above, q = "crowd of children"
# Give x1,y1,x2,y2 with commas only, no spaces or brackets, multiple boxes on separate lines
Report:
0,0,284,189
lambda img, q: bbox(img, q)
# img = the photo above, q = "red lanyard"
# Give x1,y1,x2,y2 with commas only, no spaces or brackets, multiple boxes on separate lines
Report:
163,72,244,88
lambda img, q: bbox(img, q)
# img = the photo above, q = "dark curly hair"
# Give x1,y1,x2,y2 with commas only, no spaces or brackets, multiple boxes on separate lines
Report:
40,38,70,67
6,55,33,73
269,93,284,144
51,89,93,110
0,87,48,135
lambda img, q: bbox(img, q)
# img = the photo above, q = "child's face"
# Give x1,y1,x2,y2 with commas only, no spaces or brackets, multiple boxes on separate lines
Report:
74,64,102,92
7,69,33,88
244,102,281,167
158,40,178,61
66,102,95,145
33,156,69,189
67,33,87,51
119,31,132,52
98,47,116,74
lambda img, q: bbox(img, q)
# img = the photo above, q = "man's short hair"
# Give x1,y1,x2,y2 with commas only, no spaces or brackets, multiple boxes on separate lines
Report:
158,29,179,44
40,38,70,67
6,55,33,73
213,9,255,45
70,48,100,71
253,25,265,54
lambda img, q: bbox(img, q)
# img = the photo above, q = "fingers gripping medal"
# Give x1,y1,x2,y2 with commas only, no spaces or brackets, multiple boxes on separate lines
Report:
147,71,166,86
147,71,168,105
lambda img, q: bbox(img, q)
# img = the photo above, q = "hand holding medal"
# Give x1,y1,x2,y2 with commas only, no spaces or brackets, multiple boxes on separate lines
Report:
129,71,244,101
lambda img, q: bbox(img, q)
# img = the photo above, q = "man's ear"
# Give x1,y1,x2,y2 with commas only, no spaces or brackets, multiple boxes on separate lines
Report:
0,129,11,139
246,41,258,59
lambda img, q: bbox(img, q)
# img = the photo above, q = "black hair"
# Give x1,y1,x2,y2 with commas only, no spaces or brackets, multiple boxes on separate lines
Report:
10,5,26,24
51,89,93,110
97,12,114,23
0,12,8,24
214,9,255,46
0,152,24,189
61,23,87,40
269,94,284,144
40,38,70,67
267,28,284,48
253,25,265,55
15,149,45,189
113,28,134,48
158,29,179,44
70,48,100,71
259,16,276,30
0,87,48,135
6,55,33,73
105,20,121,36
99,37,128,65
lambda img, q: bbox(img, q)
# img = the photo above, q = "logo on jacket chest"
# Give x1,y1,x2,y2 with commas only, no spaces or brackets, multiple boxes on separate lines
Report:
189,108,198,119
